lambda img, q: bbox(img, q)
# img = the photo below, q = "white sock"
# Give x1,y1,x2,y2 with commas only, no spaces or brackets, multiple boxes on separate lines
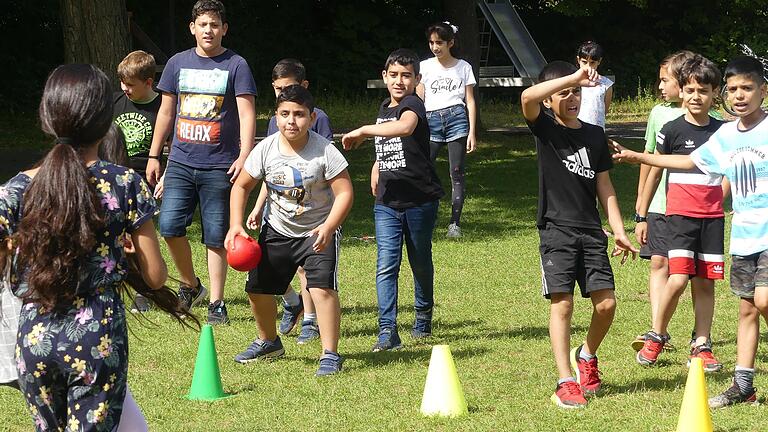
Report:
282,289,300,307
117,387,148,432
304,312,317,324
579,346,595,361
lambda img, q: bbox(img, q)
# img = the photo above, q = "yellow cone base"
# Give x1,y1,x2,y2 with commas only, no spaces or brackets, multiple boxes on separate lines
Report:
186,324,233,401
676,357,713,432
420,345,468,418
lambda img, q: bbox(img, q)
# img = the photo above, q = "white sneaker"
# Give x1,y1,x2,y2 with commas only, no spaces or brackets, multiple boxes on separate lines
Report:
447,223,462,238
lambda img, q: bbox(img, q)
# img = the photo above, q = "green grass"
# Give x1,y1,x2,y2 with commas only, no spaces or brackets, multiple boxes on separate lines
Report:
1,131,766,431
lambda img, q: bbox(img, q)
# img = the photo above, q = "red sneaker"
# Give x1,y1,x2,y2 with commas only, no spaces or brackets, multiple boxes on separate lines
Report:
636,332,665,366
688,345,723,372
551,381,587,409
570,344,602,395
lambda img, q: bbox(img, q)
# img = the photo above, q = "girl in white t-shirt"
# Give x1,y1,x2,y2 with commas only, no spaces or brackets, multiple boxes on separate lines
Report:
417,22,477,238
575,41,614,129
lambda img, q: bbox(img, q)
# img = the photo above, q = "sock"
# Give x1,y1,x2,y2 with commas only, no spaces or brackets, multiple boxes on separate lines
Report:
579,346,595,362
282,289,300,307
734,365,755,394
557,377,576,386
304,312,318,324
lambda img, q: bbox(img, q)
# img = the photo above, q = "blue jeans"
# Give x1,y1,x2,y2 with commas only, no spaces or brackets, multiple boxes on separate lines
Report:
374,200,439,330
158,160,231,248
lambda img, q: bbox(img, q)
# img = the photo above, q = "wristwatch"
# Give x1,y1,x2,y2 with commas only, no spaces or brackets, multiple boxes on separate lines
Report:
634,213,647,223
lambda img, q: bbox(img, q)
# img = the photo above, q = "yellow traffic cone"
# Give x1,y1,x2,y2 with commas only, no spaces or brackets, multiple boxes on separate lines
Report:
675,357,713,432
420,345,468,417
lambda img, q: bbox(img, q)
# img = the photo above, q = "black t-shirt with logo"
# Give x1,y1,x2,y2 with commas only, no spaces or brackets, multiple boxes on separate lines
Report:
113,91,161,157
374,95,444,208
527,111,613,229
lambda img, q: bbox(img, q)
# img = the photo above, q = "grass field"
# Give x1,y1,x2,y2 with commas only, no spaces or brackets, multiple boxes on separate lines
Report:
1,129,766,431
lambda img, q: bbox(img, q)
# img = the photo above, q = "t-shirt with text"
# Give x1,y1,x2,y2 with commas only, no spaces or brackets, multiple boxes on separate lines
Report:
113,92,161,157
527,111,613,229
374,95,444,208
419,58,476,112
657,116,724,218
244,130,348,238
158,48,257,169
690,116,768,256
267,107,333,140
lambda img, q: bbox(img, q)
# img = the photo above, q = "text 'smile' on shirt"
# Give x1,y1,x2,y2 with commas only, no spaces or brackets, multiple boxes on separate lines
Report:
527,111,613,229
657,115,724,218
157,48,257,169
374,95,444,208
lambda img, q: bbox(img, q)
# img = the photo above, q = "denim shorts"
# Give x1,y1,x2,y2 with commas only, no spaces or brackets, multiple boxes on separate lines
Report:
158,160,231,248
730,250,768,299
427,104,469,143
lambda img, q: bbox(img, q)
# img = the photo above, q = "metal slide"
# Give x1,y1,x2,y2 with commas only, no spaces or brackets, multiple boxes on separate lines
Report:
477,0,546,78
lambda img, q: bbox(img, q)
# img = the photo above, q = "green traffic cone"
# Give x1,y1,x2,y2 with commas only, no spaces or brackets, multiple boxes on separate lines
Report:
186,324,231,400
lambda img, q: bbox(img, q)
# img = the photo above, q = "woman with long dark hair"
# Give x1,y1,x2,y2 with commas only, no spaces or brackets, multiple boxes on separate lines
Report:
0,63,195,431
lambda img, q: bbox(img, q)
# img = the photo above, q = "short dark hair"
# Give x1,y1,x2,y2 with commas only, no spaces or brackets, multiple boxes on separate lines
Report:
272,58,306,83
276,84,315,113
384,48,420,75
538,61,577,83
725,55,766,84
192,0,226,24
677,54,722,89
576,41,604,61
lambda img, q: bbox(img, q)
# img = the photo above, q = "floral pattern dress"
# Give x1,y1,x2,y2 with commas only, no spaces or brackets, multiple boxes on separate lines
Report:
0,161,156,432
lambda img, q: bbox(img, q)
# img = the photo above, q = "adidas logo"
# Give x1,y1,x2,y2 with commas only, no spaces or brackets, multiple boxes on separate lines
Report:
562,147,595,179
685,139,695,148
713,264,723,274
545,259,554,266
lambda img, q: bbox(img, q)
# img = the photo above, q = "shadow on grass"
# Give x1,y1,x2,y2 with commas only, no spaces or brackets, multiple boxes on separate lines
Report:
295,345,492,369
482,325,587,340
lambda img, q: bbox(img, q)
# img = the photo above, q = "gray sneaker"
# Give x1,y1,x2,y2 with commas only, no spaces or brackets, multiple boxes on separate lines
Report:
234,337,285,364
278,298,304,335
296,320,320,344
178,277,207,311
130,294,151,313
709,381,757,408
447,223,462,238
207,300,230,325
315,350,344,377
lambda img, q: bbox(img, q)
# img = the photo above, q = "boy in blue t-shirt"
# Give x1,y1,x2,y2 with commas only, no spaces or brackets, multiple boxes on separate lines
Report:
248,59,333,343
145,0,257,325
343,49,444,352
614,55,768,408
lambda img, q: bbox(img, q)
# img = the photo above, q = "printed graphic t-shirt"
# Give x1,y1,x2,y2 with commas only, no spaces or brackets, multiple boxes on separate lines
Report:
374,95,444,209
419,58,476,112
158,48,257,169
113,92,161,157
244,131,348,238
657,116,724,218
267,107,333,140
690,116,768,256
527,111,613,229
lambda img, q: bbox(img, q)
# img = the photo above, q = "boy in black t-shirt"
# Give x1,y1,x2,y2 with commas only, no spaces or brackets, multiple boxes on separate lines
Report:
342,49,444,352
521,61,636,409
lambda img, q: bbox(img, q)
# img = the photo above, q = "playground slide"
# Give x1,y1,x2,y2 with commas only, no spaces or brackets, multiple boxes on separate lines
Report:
477,1,546,78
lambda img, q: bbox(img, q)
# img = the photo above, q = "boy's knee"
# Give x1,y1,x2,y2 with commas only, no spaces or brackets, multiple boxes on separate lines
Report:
650,256,668,272
594,297,617,317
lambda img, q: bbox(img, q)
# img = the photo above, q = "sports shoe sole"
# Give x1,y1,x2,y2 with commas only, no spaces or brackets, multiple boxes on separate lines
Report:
550,393,586,409
371,343,403,353
189,285,208,309
234,348,285,364
636,351,658,367
687,358,723,372
631,337,645,352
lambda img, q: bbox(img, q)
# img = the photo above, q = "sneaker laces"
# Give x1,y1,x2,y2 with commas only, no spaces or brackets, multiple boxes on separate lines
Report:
560,380,583,396
581,358,602,385
692,345,718,363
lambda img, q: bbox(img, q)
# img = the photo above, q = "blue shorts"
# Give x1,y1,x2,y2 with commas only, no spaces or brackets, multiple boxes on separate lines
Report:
427,104,469,143
158,160,231,248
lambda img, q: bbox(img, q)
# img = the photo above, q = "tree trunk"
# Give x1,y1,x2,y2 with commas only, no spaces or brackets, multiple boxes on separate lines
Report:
60,0,130,86
443,0,482,123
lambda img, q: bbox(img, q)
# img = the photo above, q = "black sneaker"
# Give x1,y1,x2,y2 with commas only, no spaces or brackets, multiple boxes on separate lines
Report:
178,277,207,311
372,328,402,352
411,310,432,339
709,380,758,408
207,300,230,325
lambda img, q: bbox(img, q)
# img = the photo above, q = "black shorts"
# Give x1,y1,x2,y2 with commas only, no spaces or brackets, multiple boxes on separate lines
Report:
539,222,615,299
666,215,725,279
639,212,669,259
245,223,340,295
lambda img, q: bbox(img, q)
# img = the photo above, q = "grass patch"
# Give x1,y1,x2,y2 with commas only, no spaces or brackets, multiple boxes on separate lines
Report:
1,130,765,431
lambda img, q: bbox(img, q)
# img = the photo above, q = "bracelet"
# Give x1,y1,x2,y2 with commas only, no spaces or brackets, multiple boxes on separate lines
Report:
147,155,162,160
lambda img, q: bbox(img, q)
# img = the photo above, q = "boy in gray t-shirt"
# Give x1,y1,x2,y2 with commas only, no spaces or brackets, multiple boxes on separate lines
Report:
226,85,353,376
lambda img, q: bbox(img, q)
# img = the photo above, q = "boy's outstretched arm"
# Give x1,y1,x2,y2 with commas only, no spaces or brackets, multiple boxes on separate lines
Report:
611,140,696,170
596,171,638,263
310,170,353,252
342,111,419,150
520,65,599,123
225,169,259,250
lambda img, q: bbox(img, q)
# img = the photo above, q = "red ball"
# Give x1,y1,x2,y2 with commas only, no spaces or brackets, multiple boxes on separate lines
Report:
227,235,262,271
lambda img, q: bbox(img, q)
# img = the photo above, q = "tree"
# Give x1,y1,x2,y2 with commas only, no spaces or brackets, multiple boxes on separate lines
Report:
60,0,130,85
443,0,480,83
